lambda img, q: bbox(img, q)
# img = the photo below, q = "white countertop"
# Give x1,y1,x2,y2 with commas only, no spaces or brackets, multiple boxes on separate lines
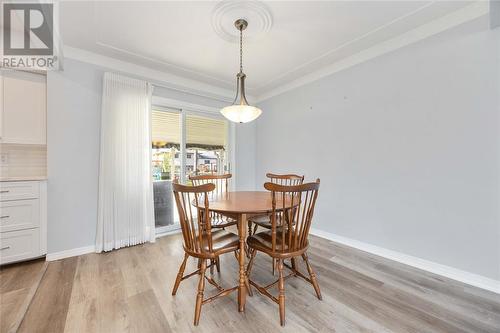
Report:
0,176,48,182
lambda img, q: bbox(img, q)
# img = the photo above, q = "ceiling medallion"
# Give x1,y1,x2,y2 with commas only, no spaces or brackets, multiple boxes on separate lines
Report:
212,0,273,43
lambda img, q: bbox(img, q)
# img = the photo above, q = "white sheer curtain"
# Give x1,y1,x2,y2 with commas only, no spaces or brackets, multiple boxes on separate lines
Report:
96,72,155,252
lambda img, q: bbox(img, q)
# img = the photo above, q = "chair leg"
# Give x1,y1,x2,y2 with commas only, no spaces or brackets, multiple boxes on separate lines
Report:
246,249,257,276
302,253,322,300
291,257,297,270
277,259,286,326
244,244,248,258
246,249,257,296
244,274,252,297
194,259,207,326
172,253,189,295
210,259,215,274
215,257,220,273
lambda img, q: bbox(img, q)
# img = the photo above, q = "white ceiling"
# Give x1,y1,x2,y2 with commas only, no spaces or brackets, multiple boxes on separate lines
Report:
60,1,474,99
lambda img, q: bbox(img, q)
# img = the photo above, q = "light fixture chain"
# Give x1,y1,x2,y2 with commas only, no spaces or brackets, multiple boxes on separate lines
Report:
239,28,243,73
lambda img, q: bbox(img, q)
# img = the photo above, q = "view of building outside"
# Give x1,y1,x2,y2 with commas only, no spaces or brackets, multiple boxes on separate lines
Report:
152,149,225,181
151,110,228,182
151,109,228,229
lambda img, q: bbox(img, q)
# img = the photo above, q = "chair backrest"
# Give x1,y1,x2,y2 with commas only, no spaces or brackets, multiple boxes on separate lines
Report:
264,179,320,255
266,173,304,186
172,182,215,256
189,173,232,197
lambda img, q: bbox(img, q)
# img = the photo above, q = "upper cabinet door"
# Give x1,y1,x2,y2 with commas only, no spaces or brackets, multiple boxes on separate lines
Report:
1,71,47,145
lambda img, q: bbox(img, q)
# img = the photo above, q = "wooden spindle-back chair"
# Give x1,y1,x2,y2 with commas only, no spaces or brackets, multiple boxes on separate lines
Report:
266,173,305,186
248,173,304,273
189,173,237,229
189,174,237,273
171,182,240,326
249,173,304,234
246,179,322,326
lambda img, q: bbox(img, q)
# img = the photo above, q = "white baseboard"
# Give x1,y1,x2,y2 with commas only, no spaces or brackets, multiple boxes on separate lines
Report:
310,228,500,295
155,228,182,239
46,245,96,261
45,230,182,261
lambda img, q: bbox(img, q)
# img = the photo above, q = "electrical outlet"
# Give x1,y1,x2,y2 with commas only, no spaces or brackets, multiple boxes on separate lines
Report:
0,153,9,166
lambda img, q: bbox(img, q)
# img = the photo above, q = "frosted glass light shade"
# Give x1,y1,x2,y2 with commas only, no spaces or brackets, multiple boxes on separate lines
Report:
220,104,262,123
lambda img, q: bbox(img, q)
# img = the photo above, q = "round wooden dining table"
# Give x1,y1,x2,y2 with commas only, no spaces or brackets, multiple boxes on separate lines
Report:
193,191,296,313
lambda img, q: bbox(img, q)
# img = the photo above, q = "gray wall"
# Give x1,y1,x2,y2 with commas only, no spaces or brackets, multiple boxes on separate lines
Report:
47,59,102,253
47,58,255,253
234,122,256,190
255,19,500,280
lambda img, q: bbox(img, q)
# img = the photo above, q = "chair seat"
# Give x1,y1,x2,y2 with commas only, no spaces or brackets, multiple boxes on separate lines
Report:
202,229,239,254
248,214,271,228
247,230,308,257
249,214,290,229
210,214,237,228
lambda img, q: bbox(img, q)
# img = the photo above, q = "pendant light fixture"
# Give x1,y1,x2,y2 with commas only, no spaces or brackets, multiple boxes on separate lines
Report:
220,19,262,123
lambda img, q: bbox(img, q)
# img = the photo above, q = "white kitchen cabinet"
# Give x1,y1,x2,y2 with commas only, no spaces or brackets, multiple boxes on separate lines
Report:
0,229,41,264
0,71,47,144
0,180,39,201
0,180,47,265
0,199,40,233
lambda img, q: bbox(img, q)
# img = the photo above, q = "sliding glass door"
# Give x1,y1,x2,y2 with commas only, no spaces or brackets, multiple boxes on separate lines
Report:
151,107,230,233
151,108,181,234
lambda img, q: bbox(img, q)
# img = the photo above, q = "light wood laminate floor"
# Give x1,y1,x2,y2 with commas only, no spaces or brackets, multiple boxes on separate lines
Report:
0,259,47,333
1,233,499,333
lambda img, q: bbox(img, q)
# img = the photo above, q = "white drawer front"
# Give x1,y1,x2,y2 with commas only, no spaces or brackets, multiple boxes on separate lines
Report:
0,229,41,265
0,199,40,232
0,182,39,201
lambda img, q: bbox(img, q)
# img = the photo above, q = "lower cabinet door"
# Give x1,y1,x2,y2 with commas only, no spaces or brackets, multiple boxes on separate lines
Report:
0,199,40,232
0,228,41,265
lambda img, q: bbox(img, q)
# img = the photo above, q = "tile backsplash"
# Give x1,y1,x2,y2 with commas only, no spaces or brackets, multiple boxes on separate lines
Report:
0,143,47,179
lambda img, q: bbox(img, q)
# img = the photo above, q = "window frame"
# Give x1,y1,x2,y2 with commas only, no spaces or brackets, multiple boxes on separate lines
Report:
151,96,235,190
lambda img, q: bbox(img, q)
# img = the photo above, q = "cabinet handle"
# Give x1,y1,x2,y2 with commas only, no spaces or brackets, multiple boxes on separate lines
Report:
0,215,9,219
0,190,9,193
0,246,10,250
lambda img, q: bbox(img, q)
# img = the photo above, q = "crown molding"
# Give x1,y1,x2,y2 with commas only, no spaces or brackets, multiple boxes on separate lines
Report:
63,46,237,103
254,1,435,93
63,1,488,105
94,40,234,88
255,1,490,103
